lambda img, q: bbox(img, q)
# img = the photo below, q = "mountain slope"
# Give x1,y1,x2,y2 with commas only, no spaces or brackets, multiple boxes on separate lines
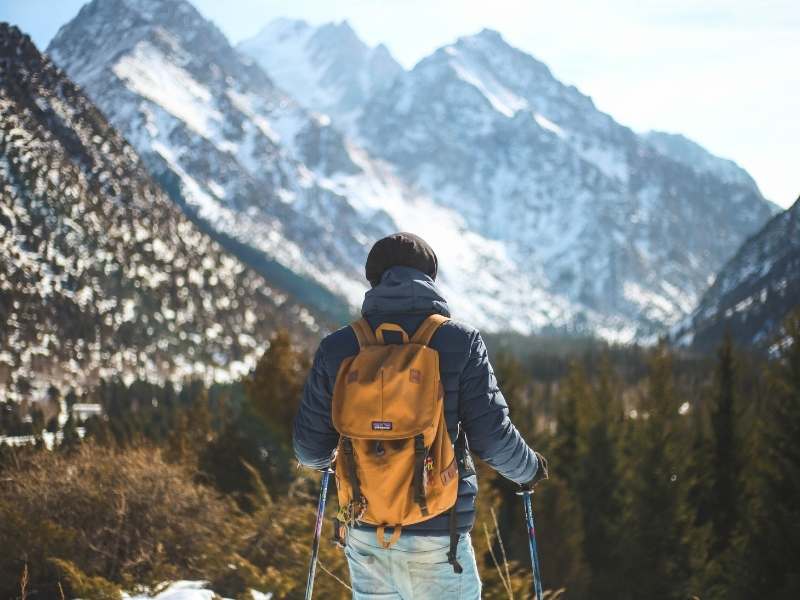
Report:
238,18,402,132
47,0,602,335
48,4,778,340
675,196,800,350
47,0,380,316
355,29,778,336
0,23,318,402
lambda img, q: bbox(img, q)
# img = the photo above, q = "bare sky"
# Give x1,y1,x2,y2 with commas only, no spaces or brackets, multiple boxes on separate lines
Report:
2,0,797,207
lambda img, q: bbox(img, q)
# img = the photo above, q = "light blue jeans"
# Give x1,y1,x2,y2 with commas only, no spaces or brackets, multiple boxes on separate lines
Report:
345,527,482,599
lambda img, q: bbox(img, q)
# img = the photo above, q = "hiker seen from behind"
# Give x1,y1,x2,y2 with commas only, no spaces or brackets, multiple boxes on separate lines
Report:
294,232,549,599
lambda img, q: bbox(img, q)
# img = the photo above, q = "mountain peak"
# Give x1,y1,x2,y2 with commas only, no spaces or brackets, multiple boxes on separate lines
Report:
239,18,402,130
1,22,35,57
49,0,275,96
258,17,310,33
325,19,356,34
315,19,366,52
454,27,511,51
475,27,504,41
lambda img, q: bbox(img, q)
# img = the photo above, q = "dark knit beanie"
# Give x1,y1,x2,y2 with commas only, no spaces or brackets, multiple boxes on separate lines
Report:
365,232,438,287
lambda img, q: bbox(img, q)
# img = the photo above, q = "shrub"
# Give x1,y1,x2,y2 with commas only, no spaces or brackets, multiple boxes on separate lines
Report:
0,443,249,598
0,442,353,599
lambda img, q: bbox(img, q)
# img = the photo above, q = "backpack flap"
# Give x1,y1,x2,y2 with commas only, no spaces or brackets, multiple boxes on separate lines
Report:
332,344,439,440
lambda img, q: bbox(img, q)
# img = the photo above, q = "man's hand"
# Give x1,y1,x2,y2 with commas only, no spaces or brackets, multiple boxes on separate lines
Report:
520,451,549,491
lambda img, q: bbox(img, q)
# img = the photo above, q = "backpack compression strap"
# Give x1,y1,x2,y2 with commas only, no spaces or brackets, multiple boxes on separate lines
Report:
410,314,450,345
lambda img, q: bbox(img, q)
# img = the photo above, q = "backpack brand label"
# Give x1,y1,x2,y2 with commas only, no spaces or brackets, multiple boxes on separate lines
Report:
371,421,393,431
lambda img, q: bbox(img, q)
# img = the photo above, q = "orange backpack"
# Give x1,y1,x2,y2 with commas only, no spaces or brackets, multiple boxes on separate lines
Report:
332,314,459,549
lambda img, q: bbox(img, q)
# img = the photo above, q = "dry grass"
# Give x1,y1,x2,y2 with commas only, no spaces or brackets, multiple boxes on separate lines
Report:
19,563,28,600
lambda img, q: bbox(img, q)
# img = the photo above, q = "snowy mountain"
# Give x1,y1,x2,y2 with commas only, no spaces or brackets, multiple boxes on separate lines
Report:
46,0,603,336
675,196,800,351
46,0,372,319
0,23,318,403
642,131,759,191
238,18,402,132
355,29,778,336
48,2,777,341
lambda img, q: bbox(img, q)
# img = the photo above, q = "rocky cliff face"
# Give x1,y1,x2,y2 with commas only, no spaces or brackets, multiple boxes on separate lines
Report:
675,196,800,351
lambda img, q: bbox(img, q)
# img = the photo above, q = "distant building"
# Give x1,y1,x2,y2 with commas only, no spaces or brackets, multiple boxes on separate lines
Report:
71,403,102,422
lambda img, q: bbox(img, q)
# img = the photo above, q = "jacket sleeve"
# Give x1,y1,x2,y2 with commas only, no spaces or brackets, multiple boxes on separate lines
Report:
292,343,339,470
459,330,539,484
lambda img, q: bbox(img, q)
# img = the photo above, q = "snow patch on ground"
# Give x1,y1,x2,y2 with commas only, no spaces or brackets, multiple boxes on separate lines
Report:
124,580,272,600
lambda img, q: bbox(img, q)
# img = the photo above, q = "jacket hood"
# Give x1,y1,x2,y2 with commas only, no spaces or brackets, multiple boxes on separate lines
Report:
362,266,451,317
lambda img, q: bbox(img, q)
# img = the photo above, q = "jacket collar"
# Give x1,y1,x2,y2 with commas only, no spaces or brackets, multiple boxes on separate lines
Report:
361,266,451,317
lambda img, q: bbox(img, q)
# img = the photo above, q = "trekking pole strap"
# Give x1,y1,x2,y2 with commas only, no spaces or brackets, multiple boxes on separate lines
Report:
447,505,463,574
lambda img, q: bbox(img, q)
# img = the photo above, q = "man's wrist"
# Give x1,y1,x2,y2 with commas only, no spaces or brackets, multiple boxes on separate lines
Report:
520,451,549,490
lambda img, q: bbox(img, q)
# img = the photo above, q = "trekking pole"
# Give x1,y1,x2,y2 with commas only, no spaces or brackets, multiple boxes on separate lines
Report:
518,489,544,600
305,467,333,600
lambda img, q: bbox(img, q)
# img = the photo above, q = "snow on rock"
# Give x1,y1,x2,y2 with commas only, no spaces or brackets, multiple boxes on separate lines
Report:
47,2,779,341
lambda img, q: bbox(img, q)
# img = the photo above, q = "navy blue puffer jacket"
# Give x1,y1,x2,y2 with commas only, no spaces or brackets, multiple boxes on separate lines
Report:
293,266,539,534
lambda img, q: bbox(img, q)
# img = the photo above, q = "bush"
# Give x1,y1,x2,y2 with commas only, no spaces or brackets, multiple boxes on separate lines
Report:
0,443,248,598
0,443,353,599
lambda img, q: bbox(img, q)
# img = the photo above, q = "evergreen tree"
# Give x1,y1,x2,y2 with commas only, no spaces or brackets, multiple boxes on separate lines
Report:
553,362,590,487
708,334,739,554
534,475,589,597
621,344,693,600
244,331,309,446
60,415,81,452
734,310,800,599
65,388,78,409
575,356,625,598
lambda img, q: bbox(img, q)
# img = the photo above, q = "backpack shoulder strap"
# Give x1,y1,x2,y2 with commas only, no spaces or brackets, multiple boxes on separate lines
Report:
411,314,450,346
350,318,377,348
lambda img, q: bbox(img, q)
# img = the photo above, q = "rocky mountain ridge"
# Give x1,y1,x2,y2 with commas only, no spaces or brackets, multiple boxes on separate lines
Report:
240,19,778,339
675,196,800,351
47,2,779,341
48,0,607,335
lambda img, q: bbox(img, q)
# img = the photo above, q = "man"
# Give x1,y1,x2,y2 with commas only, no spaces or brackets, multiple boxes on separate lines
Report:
294,232,547,599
